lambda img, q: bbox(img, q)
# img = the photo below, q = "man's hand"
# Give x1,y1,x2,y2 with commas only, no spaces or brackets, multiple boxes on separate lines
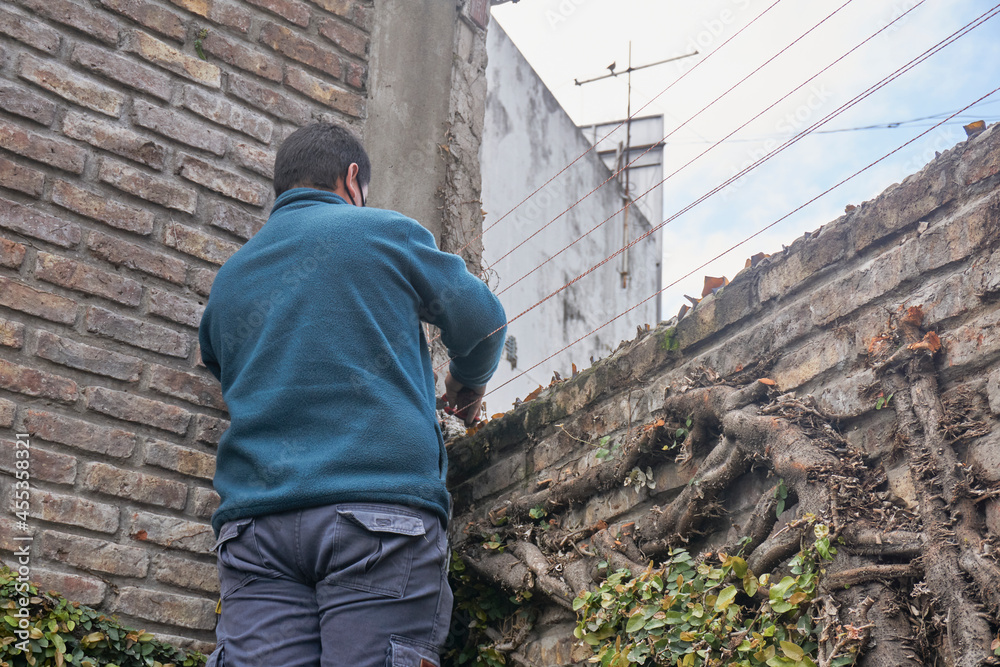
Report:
443,372,486,426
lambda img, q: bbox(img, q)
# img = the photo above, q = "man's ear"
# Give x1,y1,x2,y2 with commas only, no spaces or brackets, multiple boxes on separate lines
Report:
346,162,362,206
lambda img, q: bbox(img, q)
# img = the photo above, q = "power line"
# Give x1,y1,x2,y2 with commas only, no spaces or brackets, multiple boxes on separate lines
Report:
468,84,1000,412
453,0,786,256
667,111,1000,144
493,0,936,300
437,1,1000,377
486,0,862,273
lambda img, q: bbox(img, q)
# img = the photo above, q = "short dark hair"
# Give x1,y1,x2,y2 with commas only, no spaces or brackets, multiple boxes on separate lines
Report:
272,123,371,197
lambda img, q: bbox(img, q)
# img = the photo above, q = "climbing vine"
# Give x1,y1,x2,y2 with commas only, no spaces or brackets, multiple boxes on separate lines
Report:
573,524,848,667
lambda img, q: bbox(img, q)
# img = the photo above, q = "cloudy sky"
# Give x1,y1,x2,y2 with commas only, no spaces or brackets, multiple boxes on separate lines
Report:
489,0,1000,320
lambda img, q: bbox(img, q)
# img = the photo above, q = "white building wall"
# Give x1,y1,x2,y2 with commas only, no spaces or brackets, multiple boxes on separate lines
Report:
480,23,662,413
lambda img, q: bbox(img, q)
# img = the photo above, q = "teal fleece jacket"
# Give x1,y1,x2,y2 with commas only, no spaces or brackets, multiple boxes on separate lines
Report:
199,188,507,537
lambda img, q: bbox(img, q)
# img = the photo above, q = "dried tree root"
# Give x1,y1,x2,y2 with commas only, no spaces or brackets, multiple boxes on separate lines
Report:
747,523,806,575
590,529,647,575
841,530,926,558
720,486,781,557
821,562,921,590
493,425,654,520
874,307,996,667
463,548,534,592
508,541,574,609
636,436,749,554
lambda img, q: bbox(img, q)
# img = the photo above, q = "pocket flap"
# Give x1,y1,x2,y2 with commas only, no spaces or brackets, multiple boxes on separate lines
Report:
337,509,426,536
212,517,252,551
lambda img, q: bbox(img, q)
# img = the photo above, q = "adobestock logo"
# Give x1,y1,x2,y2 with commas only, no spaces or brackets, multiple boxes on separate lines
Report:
546,0,590,30
721,84,836,202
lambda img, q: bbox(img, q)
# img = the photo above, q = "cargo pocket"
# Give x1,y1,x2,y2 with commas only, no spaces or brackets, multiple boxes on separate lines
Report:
326,504,426,598
388,634,439,667
214,517,269,599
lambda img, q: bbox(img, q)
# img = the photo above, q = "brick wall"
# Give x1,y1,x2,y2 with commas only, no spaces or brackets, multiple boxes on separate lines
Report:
448,123,1000,665
0,0,375,652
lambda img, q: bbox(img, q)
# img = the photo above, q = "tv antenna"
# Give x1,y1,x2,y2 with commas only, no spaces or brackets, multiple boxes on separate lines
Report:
575,45,697,288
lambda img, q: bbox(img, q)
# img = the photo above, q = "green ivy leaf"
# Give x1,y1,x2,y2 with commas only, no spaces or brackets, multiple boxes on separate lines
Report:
625,613,647,633
779,641,805,660
715,585,737,611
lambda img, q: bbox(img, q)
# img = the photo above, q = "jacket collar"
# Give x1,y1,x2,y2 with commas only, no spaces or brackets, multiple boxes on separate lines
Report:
271,188,348,215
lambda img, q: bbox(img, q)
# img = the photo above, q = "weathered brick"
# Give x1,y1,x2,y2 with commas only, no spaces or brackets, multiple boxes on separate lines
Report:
152,553,219,593
132,99,228,157
20,489,119,533
129,30,221,88
194,413,228,444
317,16,368,57
113,587,216,630
0,156,45,197
344,59,365,90
0,359,78,403
43,531,148,577
150,364,224,409
260,22,341,78
166,0,251,33
98,0,187,41
232,142,276,180
0,119,87,175
85,305,190,357
189,486,220,519
0,81,57,125
0,441,76,484
72,43,173,102
52,180,156,235
36,251,143,307
128,510,214,553
98,158,199,214
62,111,166,169
193,341,206,368
188,267,216,296
228,73,310,124
0,318,24,348
165,219,243,264
209,200,265,240
88,231,187,284
177,156,268,207
307,0,371,31
0,277,77,324
80,461,188,510
285,67,364,118
200,30,283,82
0,515,32,552
18,54,125,118
248,0,310,26
30,568,107,605
36,329,143,382
85,385,192,434
14,0,118,45
182,86,273,143
23,408,137,458
148,288,206,328
0,236,26,268
0,7,60,54
0,397,14,427
145,439,216,480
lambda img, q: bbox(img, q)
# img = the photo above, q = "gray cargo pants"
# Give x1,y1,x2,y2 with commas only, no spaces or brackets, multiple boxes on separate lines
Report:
207,502,453,667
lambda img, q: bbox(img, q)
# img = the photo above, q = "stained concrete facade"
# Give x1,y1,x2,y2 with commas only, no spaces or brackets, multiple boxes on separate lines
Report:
480,23,661,413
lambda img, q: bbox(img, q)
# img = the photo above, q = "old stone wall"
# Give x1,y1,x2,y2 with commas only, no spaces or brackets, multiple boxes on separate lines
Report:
448,123,1000,665
0,0,491,653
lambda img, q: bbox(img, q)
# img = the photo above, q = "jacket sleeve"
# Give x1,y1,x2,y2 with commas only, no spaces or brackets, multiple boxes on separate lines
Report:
407,221,507,388
198,309,222,382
